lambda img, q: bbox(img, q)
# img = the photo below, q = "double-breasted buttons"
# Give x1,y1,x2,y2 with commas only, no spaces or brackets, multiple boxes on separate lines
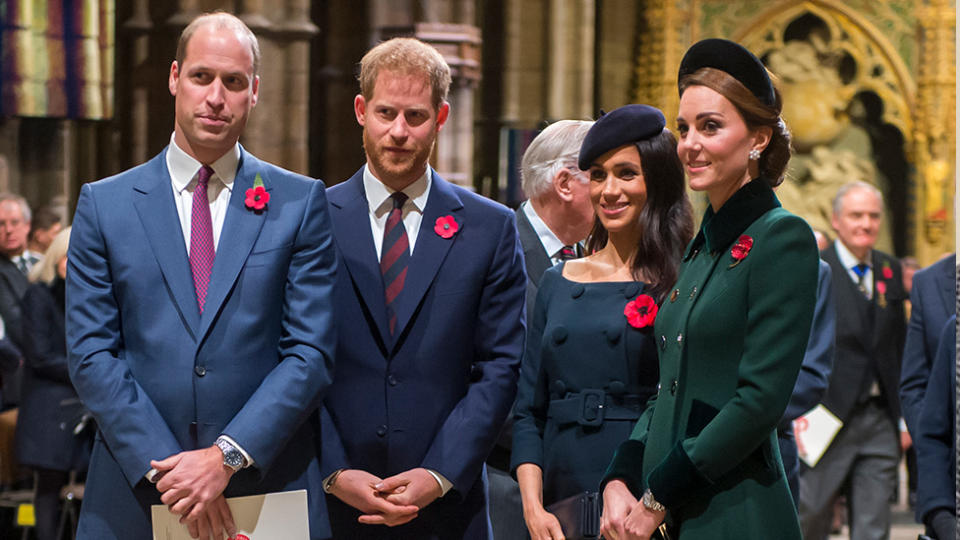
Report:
376,425,387,437
689,286,698,300
194,365,206,377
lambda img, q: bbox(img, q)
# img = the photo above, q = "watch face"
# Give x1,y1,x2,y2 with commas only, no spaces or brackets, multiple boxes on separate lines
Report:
224,451,244,469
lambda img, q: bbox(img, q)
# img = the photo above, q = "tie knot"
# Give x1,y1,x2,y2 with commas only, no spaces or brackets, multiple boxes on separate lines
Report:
390,191,408,210
852,263,869,278
196,165,214,187
556,245,578,261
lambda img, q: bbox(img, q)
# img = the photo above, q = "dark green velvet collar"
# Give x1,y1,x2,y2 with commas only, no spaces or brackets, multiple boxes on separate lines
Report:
686,177,781,258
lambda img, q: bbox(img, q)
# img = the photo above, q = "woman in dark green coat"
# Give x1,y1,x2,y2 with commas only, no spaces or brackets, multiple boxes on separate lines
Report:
599,39,819,540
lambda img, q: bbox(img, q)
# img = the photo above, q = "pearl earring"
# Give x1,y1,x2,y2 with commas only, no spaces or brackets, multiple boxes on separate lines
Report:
748,148,761,160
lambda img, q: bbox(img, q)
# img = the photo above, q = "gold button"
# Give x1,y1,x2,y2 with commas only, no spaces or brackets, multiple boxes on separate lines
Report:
689,286,697,299
676,334,683,347
670,289,679,302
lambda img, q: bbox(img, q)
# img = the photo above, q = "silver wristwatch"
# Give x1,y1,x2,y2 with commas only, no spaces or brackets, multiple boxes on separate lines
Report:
216,436,246,472
642,488,666,512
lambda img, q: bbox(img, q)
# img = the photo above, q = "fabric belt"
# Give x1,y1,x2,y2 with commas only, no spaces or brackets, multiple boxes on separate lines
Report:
548,389,649,427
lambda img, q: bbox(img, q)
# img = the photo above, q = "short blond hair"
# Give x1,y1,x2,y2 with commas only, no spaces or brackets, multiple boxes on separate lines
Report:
29,226,71,285
176,12,260,76
358,38,451,110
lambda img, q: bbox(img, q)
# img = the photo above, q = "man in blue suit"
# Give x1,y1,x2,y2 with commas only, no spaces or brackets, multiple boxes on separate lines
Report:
899,253,955,436
321,38,526,539
66,13,336,540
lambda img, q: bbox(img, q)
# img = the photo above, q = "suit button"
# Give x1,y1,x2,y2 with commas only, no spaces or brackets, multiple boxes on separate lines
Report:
676,333,683,348
670,380,678,395
387,375,398,386
689,286,697,299
660,335,666,350
194,365,206,377
376,425,387,437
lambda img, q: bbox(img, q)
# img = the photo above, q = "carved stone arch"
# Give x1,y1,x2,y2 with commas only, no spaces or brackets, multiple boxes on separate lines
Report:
732,0,915,146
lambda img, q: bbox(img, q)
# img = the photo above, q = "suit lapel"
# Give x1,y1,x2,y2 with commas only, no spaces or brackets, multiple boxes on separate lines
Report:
935,256,956,316
823,245,870,345
328,169,391,343
391,171,463,345
515,206,552,287
132,149,200,337
197,148,268,342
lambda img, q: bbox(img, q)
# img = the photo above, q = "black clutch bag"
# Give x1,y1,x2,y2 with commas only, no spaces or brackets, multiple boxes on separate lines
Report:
546,491,600,539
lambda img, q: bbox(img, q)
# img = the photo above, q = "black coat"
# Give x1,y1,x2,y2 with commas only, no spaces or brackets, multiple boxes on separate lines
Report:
820,245,906,424
0,256,28,406
15,279,92,471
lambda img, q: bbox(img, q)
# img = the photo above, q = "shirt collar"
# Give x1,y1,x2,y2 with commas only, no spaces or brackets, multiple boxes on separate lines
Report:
363,164,431,216
522,201,564,258
688,176,780,257
834,238,871,269
167,133,240,192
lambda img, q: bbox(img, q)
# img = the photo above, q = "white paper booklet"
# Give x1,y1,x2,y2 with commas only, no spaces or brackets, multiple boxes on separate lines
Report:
152,489,309,540
794,404,844,467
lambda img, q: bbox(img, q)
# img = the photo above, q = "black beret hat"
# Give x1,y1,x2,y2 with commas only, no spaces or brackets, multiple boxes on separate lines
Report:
577,104,666,170
677,38,775,107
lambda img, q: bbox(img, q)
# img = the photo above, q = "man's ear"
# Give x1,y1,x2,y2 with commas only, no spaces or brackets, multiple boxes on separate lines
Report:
168,61,179,97
354,94,367,126
553,168,576,202
250,75,260,107
435,102,450,131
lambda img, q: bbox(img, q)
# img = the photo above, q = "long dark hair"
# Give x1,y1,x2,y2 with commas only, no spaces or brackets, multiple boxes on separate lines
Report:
585,130,694,301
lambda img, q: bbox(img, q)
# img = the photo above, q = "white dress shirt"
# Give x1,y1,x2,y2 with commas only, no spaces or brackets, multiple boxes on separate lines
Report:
834,239,874,299
363,164,431,260
166,133,238,254
521,201,569,265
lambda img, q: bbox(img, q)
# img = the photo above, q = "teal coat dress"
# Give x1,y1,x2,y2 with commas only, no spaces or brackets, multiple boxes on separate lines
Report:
603,178,818,538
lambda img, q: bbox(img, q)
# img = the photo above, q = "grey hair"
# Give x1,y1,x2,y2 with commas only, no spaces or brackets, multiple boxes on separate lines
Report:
0,193,31,223
831,181,883,215
520,120,595,199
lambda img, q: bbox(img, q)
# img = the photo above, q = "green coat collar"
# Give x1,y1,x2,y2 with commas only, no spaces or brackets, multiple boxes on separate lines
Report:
686,177,781,259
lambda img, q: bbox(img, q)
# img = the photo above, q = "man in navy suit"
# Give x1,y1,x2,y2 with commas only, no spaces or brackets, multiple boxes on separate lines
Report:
321,37,526,539
899,253,954,436
66,13,336,540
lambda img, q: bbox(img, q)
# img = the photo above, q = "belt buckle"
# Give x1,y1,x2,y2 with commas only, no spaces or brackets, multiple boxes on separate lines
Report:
578,389,605,427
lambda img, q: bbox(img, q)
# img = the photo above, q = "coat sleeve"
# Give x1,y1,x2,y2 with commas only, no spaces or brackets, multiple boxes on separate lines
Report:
781,259,835,424
899,274,933,435
220,179,337,471
420,210,527,495
646,215,818,508
22,285,71,384
914,315,956,525
66,184,183,486
510,269,553,472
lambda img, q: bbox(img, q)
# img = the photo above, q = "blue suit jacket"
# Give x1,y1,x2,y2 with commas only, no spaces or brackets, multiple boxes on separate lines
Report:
322,168,526,539
914,314,956,526
66,147,337,539
899,253,955,435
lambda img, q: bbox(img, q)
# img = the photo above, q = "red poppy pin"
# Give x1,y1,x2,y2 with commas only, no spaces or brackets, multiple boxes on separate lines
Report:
434,215,459,239
245,173,269,211
881,262,893,280
232,535,250,540
624,294,658,329
876,280,888,308
729,234,753,268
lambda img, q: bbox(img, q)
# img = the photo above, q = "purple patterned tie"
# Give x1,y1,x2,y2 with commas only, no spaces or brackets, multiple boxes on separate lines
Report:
190,165,215,313
381,192,409,335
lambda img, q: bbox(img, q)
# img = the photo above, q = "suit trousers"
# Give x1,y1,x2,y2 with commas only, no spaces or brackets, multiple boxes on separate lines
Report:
487,466,527,540
799,400,899,540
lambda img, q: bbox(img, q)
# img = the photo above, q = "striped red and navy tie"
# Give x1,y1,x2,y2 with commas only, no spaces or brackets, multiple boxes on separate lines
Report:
381,192,410,335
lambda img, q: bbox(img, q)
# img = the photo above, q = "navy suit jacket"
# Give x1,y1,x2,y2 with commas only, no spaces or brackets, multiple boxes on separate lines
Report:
66,147,337,539
899,253,955,435
915,315,956,526
322,168,526,539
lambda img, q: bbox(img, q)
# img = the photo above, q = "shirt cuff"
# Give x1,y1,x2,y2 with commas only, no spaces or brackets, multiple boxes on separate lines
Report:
425,468,453,496
146,468,160,483
219,434,255,467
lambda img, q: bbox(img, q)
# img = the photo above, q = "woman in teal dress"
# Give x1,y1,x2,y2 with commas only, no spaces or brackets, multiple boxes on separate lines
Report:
598,39,820,540
511,105,693,540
